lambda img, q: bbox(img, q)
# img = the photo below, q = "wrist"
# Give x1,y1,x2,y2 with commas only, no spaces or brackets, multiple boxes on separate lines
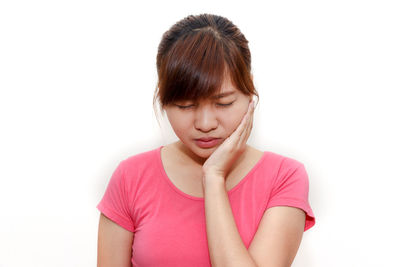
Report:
202,173,225,187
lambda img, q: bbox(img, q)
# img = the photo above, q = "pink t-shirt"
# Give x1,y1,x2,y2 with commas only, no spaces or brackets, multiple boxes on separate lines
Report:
97,146,315,266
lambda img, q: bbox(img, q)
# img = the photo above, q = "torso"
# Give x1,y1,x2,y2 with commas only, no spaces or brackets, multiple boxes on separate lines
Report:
160,142,264,198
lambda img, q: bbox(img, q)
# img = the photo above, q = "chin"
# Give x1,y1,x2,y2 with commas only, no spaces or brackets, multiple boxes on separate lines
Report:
195,150,213,159
180,139,220,160
181,143,209,158
192,145,219,159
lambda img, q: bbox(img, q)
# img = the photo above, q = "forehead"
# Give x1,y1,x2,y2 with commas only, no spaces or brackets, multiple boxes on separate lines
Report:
210,74,238,97
210,89,237,99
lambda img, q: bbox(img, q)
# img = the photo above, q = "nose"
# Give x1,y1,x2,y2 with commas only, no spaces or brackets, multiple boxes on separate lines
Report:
194,105,218,133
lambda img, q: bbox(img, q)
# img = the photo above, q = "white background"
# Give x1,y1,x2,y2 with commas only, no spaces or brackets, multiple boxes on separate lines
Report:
1,0,399,266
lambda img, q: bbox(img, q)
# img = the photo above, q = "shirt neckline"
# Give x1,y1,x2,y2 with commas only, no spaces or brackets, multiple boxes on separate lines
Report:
156,145,267,201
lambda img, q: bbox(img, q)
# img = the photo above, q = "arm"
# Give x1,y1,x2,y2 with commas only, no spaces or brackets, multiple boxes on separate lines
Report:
203,175,305,267
202,101,307,266
248,206,305,267
203,175,257,267
97,213,134,267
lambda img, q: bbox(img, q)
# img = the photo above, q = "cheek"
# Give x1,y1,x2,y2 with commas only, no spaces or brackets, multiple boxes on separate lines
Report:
167,112,191,137
222,103,248,134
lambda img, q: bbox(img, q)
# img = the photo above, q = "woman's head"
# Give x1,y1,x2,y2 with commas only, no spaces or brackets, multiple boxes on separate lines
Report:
153,13,258,159
154,13,258,111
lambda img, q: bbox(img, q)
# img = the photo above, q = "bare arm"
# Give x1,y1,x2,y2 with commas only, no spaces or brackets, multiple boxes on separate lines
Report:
204,177,257,267
97,213,134,267
203,175,305,267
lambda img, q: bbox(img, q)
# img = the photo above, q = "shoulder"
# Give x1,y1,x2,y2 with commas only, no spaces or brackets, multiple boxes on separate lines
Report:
261,151,309,192
106,146,163,195
117,146,162,176
262,149,304,170
248,146,306,179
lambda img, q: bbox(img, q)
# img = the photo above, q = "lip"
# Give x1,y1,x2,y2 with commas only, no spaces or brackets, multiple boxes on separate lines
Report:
196,137,218,142
194,138,222,148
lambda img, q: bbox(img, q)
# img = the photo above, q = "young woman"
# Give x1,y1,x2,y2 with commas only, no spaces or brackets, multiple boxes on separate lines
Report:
97,13,315,267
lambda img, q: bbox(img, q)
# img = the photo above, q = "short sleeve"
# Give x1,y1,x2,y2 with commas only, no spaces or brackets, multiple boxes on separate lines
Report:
96,161,135,232
266,159,316,231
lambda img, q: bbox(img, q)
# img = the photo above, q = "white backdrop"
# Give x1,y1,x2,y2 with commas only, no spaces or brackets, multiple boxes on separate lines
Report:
1,0,399,266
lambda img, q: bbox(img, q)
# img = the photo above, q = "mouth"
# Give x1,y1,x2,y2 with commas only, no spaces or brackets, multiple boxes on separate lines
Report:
194,138,222,148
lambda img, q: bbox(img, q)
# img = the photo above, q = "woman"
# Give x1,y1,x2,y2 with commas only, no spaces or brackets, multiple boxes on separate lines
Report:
97,13,315,267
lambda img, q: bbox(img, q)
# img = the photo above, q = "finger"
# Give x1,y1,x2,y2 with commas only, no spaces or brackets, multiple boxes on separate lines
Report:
234,104,251,138
245,117,254,144
237,113,250,141
238,101,255,144
244,108,254,142
239,100,254,137
231,100,254,147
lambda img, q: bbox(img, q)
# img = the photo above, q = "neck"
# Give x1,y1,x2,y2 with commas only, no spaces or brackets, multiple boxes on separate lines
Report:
175,141,206,166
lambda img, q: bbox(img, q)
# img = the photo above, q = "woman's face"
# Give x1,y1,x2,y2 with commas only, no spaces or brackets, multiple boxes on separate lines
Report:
164,74,252,160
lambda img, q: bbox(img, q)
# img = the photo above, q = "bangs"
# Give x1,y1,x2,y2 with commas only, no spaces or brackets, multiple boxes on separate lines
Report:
154,13,259,121
158,30,230,105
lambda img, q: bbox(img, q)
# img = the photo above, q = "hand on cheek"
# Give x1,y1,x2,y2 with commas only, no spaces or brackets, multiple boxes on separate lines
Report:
202,99,255,180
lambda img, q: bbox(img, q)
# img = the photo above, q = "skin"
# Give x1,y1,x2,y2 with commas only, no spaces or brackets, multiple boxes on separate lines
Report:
164,73,255,173
202,98,255,179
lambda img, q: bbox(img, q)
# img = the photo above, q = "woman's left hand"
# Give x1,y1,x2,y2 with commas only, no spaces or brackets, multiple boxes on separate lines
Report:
202,99,256,181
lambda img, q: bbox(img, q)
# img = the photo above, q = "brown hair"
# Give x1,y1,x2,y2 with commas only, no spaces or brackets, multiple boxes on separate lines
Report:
153,13,258,119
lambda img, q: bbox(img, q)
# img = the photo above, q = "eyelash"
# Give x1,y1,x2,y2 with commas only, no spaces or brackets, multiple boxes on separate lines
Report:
176,102,234,109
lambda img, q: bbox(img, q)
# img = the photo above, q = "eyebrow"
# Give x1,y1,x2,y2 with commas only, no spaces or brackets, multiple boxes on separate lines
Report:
211,91,236,99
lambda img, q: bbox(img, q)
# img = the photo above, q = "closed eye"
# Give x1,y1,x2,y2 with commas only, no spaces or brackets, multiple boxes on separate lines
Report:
217,101,234,107
175,101,234,109
175,104,195,109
